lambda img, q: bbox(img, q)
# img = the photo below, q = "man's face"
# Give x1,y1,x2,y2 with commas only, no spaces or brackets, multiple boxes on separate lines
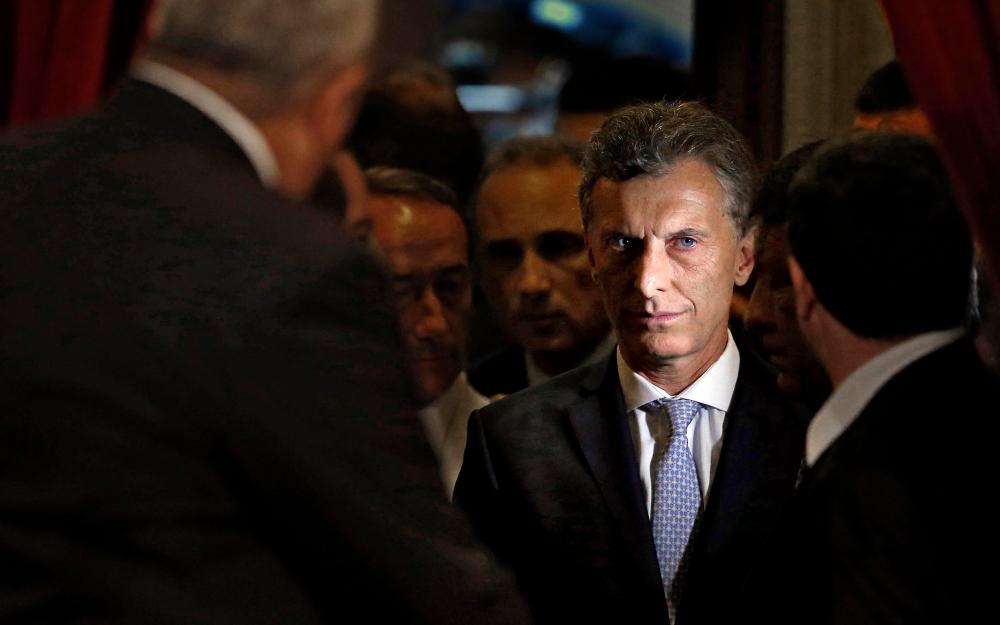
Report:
369,194,471,404
744,224,828,402
587,159,754,376
476,160,609,356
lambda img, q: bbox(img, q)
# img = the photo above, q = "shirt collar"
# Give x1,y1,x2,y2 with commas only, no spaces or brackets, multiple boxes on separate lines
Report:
130,60,280,189
618,330,740,412
805,327,964,466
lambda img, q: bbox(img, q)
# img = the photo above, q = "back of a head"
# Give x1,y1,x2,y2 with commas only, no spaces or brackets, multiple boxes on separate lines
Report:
579,100,756,235
750,141,823,228
788,132,972,339
347,63,483,205
147,0,377,110
854,60,915,114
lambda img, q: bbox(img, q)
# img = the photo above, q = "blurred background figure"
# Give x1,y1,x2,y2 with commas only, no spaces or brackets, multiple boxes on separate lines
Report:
743,140,830,409
852,60,933,136
367,167,486,498
0,1,533,623
556,53,692,142
468,135,613,398
347,60,485,205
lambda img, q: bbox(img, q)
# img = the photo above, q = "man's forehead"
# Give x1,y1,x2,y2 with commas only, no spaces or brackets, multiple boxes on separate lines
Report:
370,195,467,255
476,161,584,235
588,163,734,234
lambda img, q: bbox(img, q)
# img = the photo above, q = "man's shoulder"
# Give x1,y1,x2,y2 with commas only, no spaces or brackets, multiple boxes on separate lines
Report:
475,358,607,427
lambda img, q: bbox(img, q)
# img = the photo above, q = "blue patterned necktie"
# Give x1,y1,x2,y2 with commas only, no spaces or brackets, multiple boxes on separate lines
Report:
648,398,703,619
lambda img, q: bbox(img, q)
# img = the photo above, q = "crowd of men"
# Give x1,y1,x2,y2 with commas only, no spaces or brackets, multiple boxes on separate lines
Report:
1,2,996,624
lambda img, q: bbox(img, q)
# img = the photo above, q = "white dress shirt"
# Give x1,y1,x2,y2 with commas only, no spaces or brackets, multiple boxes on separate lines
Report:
525,333,618,388
130,60,280,189
418,372,489,500
619,331,740,514
806,327,964,467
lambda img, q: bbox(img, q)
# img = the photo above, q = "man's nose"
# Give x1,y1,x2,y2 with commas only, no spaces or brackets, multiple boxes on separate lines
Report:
515,250,552,299
634,244,670,299
413,287,449,339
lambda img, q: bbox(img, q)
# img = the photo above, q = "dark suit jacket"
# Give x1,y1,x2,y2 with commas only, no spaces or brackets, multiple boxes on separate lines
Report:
0,79,529,625
468,344,530,398
455,348,807,624
759,338,998,625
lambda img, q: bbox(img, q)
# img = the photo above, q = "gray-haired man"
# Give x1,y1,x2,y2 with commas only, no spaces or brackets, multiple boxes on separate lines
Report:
456,102,806,624
0,2,529,624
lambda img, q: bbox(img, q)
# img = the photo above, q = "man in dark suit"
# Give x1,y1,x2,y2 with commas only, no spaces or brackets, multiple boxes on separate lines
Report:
762,131,996,624
456,102,807,624
0,2,530,624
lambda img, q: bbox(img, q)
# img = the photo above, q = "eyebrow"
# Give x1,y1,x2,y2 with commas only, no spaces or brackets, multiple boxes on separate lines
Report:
668,227,710,239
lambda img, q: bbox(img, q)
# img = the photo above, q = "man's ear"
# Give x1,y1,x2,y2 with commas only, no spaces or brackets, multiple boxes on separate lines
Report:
787,255,816,323
733,227,756,287
308,64,369,151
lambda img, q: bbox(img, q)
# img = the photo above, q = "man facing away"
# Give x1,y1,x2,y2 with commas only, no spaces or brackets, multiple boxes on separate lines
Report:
366,167,487,498
0,1,530,623
760,131,998,624
468,135,614,398
456,102,807,624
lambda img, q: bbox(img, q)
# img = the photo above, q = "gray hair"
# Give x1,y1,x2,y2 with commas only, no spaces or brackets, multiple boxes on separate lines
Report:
579,101,757,235
365,167,461,214
481,134,584,181
148,0,377,106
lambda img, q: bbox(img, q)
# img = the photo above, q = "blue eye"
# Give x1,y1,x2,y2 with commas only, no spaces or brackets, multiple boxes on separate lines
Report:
676,237,698,249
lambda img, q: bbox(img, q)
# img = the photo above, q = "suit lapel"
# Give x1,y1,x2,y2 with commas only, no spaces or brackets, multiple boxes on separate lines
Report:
566,355,667,615
688,354,806,586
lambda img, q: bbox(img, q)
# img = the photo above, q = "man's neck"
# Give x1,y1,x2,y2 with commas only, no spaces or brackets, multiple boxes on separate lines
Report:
627,330,728,395
807,312,902,389
823,335,901,389
138,54,323,200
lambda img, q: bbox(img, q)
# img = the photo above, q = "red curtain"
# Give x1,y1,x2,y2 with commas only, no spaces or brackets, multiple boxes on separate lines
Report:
1,0,153,128
879,0,1000,297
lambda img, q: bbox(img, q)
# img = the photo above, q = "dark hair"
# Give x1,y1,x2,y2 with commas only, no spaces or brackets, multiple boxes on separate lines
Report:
579,101,756,234
787,131,972,339
365,167,461,214
346,65,483,206
750,141,823,228
854,60,917,114
480,134,584,181
558,54,693,114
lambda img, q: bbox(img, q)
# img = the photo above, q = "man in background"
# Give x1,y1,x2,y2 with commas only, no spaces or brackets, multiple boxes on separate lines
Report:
743,141,830,409
853,59,933,135
0,2,529,623
468,135,613,398
367,167,487,498
763,132,994,623
347,60,484,205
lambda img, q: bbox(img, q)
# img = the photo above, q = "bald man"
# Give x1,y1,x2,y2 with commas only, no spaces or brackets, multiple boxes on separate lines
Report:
367,167,487,498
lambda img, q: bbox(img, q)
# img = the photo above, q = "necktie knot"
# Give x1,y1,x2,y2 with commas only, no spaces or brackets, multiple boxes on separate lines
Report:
644,398,701,433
